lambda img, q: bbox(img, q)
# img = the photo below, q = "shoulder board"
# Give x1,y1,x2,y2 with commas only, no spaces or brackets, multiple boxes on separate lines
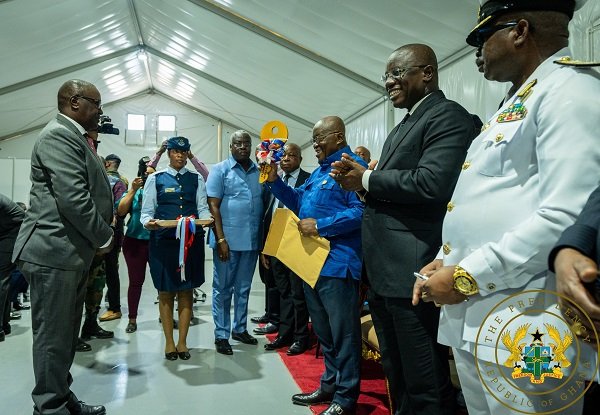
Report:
554,56,600,67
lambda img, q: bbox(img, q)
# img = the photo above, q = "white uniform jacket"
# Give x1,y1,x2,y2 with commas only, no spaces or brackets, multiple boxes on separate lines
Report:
438,48,600,360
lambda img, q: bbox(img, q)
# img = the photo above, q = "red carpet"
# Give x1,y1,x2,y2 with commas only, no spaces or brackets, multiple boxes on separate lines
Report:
266,331,390,415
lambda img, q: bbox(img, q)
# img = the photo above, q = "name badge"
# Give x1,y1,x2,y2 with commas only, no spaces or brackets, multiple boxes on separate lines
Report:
165,187,176,193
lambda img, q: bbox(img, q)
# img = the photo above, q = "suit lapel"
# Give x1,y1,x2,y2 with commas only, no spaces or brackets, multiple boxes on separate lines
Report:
378,91,444,170
378,123,402,168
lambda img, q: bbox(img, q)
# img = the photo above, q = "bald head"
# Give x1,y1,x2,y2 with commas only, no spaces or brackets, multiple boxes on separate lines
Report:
57,79,102,131
58,80,96,111
312,116,347,162
281,142,302,173
393,44,439,86
318,116,346,137
354,146,371,163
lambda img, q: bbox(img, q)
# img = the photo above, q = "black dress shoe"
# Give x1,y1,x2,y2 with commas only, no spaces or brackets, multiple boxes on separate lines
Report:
250,314,270,324
178,350,191,360
66,400,106,415
319,403,354,415
264,336,292,350
2,323,10,335
215,338,233,355
81,322,114,340
292,389,334,406
165,351,178,361
231,330,258,345
287,340,309,356
76,338,92,352
9,311,21,320
12,301,30,310
253,323,278,335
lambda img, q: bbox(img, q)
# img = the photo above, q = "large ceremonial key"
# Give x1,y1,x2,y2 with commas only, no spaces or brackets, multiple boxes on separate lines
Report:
258,120,288,183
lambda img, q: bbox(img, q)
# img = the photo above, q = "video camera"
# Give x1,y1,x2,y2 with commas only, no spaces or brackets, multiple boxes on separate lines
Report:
98,115,120,135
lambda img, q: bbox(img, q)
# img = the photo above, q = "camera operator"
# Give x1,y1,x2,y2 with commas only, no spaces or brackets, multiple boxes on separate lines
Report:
116,157,156,333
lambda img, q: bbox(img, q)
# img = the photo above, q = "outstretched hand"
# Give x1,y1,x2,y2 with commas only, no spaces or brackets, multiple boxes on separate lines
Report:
330,153,366,191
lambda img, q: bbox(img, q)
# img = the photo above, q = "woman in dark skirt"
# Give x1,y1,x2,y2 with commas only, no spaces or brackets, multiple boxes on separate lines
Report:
140,136,212,360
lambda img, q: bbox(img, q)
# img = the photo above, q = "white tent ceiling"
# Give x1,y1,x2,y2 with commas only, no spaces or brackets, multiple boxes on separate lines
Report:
0,0,481,142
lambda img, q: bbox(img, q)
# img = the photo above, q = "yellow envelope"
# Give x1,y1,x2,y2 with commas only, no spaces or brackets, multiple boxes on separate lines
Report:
262,208,330,288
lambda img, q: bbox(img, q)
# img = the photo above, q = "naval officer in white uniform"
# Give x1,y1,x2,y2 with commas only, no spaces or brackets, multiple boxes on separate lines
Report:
413,1,600,414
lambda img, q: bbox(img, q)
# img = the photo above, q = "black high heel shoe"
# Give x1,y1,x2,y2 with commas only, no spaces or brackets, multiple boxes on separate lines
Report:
178,349,191,360
165,351,178,361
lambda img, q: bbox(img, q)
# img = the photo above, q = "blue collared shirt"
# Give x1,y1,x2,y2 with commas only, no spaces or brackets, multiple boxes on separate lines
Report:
206,156,263,251
267,146,366,280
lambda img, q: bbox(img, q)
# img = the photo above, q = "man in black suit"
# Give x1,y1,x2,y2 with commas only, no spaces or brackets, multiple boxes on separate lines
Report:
262,143,311,355
332,44,478,414
252,143,281,334
549,185,600,415
13,79,113,415
549,184,600,340
0,193,24,342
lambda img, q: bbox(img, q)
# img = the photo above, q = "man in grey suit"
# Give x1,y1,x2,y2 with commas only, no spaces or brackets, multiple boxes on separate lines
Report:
13,79,114,415
0,193,24,342
332,44,479,414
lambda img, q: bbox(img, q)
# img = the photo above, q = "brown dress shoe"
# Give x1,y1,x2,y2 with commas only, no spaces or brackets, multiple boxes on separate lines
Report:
99,310,122,321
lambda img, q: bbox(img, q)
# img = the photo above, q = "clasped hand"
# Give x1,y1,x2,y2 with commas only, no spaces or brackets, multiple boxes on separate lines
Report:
330,153,366,191
412,260,468,306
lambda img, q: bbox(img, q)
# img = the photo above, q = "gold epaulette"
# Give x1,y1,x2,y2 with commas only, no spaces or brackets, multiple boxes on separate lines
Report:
517,79,537,102
554,56,600,67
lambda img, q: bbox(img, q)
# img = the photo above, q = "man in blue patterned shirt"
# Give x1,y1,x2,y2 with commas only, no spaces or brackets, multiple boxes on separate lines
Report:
265,116,365,415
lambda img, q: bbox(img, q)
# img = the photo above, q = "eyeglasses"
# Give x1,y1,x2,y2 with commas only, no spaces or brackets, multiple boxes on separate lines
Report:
471,21,519,48
74,95,102,110
232,141,251,149
381,65,429,83
312,131,340,144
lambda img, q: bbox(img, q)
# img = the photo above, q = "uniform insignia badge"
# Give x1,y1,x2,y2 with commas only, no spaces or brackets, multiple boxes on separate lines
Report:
497,102,527,123
503,323,571,384
177,138,185,146
554,56,600,67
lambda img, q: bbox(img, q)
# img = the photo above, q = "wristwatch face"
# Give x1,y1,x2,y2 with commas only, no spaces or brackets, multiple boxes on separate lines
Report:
455,276,477,295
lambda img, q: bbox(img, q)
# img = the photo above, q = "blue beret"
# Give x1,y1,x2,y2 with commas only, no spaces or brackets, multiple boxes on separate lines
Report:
467,0,576,47
167,136,190,151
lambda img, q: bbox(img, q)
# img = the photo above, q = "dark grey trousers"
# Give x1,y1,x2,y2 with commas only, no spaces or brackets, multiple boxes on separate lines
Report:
19,261,88,415
0,259,16,330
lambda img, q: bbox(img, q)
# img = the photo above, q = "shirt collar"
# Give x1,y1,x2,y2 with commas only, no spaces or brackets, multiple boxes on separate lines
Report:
321,145,351,166
227,155,258,172
408,92,432,115
281,167,300,179
58,113,86,136
166,165,189,175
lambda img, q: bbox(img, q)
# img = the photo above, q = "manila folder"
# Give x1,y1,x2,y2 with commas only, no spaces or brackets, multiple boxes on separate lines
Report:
262,208,330,288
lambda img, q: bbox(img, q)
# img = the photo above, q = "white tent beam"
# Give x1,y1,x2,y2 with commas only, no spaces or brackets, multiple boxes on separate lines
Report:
187,0,385,94
147,46,315,128
0,46,140,96
0,89,150,142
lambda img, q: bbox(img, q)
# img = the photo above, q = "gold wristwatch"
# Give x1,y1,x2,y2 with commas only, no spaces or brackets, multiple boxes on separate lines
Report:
453,265,479,296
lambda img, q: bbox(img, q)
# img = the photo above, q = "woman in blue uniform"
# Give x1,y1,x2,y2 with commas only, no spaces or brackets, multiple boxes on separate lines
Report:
140,137,211,360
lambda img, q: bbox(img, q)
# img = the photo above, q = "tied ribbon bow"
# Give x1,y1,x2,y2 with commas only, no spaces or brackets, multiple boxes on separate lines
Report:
256,138,287,164
175,215,196,281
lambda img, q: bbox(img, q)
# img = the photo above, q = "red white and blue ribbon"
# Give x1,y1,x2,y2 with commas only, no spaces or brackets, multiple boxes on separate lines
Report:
175,215,196,281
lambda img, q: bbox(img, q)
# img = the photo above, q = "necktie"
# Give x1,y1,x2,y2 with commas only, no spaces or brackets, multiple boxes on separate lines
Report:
400,112,410,125
276,174,291,208
84,133,97,155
